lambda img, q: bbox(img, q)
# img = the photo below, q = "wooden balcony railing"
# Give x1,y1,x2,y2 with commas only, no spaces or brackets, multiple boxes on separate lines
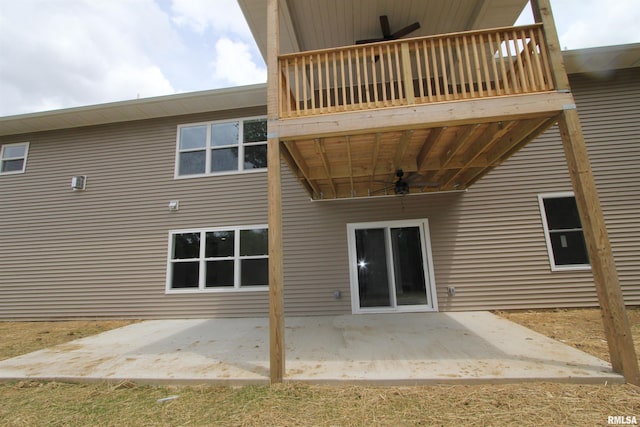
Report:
278,24,554,119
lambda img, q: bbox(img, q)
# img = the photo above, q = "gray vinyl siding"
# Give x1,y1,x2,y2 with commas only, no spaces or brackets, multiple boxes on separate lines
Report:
279,67,640,314
1,69,637,319
0,107,270,320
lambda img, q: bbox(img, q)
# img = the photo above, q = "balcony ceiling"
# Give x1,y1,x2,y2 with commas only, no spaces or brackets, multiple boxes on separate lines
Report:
279,109,560,200
239,0,528,57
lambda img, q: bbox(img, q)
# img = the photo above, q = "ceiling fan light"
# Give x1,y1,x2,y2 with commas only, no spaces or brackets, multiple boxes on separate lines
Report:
395,180,410,195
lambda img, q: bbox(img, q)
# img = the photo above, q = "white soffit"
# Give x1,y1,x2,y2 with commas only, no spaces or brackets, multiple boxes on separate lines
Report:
238,0,528,57
563,43,640,75
0,84,267,137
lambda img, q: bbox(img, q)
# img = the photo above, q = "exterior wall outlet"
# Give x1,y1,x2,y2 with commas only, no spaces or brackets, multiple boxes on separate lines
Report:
447,286,456,297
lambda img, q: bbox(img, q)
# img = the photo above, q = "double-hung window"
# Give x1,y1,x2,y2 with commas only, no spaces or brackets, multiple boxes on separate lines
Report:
0,142,29,175
167,226,268,292
538,192,590,271
176,117,267,177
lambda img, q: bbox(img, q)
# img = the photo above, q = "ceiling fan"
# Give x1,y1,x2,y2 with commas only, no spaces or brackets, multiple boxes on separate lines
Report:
356,15,421,45
374,169,439,195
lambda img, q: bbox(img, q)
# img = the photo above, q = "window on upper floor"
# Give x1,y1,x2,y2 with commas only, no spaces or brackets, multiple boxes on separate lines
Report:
166,226,269,292
0,142,29,175
175,117,267,178
538,192,590,271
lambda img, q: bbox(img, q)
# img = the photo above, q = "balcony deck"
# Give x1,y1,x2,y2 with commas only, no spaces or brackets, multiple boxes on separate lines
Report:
273,25,572,199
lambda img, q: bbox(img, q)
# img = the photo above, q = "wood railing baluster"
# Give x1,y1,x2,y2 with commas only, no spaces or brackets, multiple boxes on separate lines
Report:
370,46,379,106
446,38,458,99
513,31,528,92
379,45,388,106
415,41,425,102
462,36,474,98
387,44,396,104
347,49,354,110
393,44,402,103
355,48,362,108
537,27,553,90
504,32,519,92
471,34,483,98
429,39,441,101
528,29,543,91
277,24,554,118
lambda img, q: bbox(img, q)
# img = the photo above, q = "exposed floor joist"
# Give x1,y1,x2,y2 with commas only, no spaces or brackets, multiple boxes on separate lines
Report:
280,109,561,199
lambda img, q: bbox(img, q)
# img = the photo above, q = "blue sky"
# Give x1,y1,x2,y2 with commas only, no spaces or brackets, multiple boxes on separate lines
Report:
0,0,638,117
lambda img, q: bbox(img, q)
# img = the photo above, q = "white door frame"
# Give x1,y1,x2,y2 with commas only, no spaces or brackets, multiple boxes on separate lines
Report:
346,219,438,314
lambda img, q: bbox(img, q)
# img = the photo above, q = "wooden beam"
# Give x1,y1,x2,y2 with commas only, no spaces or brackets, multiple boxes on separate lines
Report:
282,141,321,198
423,128,474,184
267,138,285,385
368,133,382,190
461,116,551,188
558,108,640,386
277,92,572,140
416,127,446,172
530,0,570,90
393,130,414,168
307,161,419,181
441,121,516,188
432,124,477,180
315,138,337,198
494,118,557,165
346,136,355,196
532,0,638,385
266,0,284,385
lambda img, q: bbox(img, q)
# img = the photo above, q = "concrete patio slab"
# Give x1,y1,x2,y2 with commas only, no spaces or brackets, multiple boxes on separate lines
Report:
0,312,623,386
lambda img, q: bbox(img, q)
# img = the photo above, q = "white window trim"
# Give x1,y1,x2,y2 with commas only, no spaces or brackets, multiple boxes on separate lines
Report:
537,192,591,272
165,225,269,294
0,142,29,175
346,219,438,314
174,116,267,179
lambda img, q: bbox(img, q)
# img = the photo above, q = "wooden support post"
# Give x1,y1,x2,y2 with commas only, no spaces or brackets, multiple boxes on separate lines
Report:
558,109,640,385
530,0,569,90
532,0,639,386
267,0,285,384
268,135,285,384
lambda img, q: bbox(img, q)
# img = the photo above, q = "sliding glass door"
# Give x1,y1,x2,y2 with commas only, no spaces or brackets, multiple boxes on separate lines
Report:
348,220,437,313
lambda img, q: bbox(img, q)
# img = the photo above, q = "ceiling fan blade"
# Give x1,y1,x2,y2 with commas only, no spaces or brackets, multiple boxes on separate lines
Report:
404,172,422,182
409,182,440,188
391,22,420,39
370,185,394,195
356,37,386,44
379,15,391,38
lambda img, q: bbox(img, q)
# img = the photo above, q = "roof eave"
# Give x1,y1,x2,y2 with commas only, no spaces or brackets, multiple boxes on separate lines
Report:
0,83,267,137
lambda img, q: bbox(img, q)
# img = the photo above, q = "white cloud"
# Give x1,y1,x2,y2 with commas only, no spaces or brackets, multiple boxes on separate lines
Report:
553,0,640,49
0,0,179,116
166,0,265,91
1,0,637,117
210,38,267,86
517,0,640,49
170,0,253,38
